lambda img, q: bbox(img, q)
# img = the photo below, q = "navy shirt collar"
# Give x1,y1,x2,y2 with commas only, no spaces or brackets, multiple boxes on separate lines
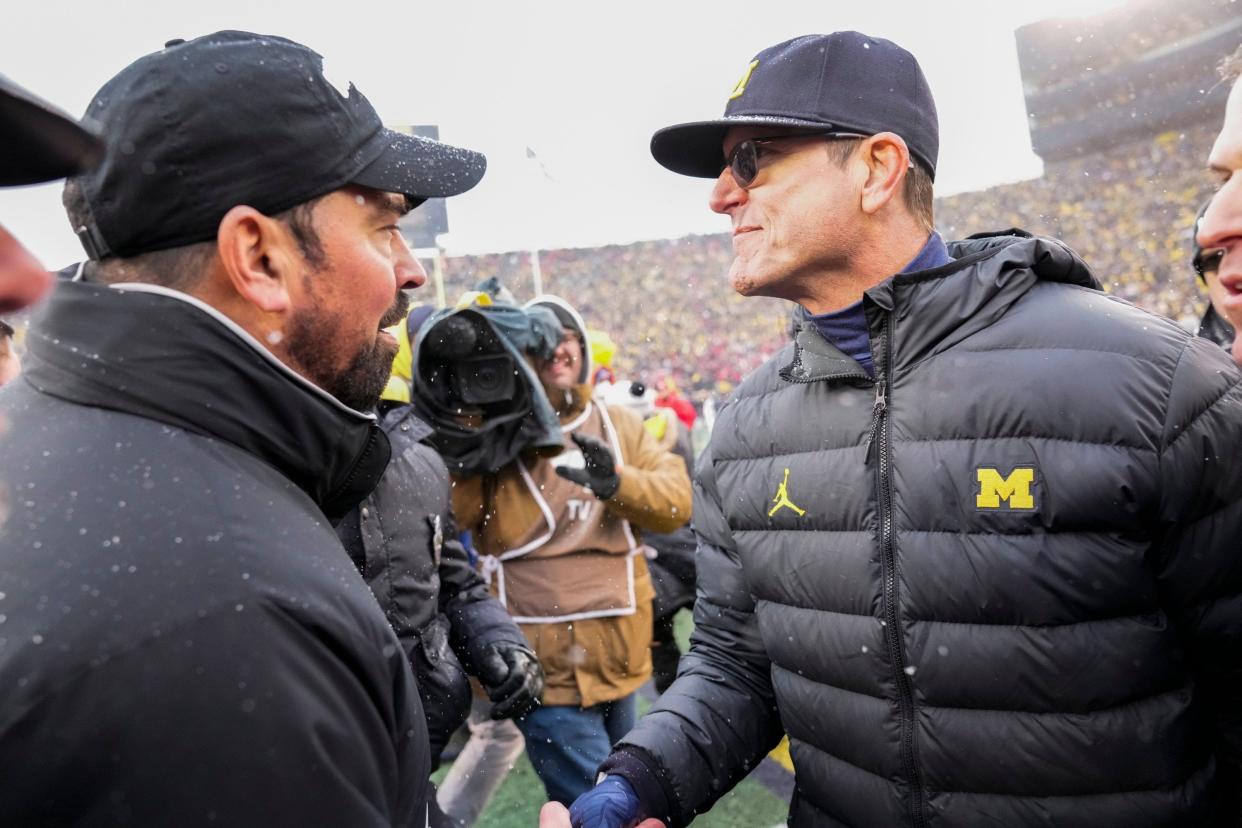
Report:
805,232,952,377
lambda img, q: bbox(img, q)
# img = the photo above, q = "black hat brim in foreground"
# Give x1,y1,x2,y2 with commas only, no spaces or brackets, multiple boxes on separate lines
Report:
0,74,102,186
651,115,838,178
352,129,487,207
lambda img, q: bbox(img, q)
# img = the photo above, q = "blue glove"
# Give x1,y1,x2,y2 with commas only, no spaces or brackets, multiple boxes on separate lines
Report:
569,775,642,828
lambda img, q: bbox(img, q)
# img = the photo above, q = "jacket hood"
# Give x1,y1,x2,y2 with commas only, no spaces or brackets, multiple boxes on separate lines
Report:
785,230,1101,383
524,294,592,383
20,279,390,522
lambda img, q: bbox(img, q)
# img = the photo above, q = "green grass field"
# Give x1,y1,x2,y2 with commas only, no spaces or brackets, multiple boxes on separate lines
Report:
435,610,792,827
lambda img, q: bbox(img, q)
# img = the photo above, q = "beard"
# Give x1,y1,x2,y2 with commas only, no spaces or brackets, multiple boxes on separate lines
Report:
285,281,409,412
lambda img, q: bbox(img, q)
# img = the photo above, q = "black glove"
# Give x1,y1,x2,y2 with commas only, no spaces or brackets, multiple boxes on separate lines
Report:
651,640,681,695
555,433,621,499
476,642,544,720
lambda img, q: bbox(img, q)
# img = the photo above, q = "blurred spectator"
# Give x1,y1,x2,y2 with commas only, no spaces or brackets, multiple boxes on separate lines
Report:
0,320,19,386
0,73,101,312
653,376,696,430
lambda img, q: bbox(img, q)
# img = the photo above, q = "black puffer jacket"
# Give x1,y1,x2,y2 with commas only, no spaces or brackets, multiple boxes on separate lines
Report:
0,280,428,826
337,404,528,765
604,232,1242,827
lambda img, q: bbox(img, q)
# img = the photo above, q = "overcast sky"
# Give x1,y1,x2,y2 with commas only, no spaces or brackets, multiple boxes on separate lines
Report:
2,0,1131,267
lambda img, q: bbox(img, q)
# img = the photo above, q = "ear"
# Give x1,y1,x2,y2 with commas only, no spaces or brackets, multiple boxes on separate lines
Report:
859,132,911,216
215,206,298,313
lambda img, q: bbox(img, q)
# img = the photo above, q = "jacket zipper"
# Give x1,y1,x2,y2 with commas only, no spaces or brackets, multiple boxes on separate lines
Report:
872,321,927,828
863,379,886,463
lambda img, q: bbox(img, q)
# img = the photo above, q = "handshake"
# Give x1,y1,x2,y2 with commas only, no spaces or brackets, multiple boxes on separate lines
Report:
538,776,665,828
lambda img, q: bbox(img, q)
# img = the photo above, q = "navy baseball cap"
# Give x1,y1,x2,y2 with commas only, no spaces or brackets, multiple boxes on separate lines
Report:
0,74,102,186
71,31,487,260
651,32,939,180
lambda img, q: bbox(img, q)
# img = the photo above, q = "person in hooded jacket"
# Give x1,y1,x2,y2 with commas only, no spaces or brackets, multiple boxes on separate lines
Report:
554,32,1242,828
452,295,692,806
0,32,488,827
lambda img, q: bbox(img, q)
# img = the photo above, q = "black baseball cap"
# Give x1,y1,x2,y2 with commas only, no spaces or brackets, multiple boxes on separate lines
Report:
651,32,939,180
71,30,487,260
0,75,102,186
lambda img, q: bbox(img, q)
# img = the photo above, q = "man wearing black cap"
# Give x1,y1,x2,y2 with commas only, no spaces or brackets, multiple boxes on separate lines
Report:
0,31,485,826
554,32,1242,828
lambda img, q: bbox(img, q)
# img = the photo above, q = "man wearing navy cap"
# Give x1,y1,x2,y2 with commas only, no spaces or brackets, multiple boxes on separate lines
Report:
0,31,485,826
554,32,1242,828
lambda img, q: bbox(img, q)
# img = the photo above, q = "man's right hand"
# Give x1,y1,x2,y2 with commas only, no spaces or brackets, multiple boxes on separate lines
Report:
544,775,664,828
539,801,666,828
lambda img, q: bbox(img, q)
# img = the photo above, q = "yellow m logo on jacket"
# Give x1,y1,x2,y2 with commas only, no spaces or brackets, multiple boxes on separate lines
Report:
976,467,1035,510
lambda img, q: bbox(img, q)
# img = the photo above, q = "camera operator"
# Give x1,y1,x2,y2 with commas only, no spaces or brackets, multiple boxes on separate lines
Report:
449,295,692,805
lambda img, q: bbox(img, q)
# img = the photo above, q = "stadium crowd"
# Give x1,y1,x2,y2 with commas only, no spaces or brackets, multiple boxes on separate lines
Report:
433,123,1218,402
1017,0,1233,85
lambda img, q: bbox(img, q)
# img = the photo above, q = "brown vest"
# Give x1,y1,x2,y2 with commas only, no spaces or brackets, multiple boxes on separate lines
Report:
478,401,643,623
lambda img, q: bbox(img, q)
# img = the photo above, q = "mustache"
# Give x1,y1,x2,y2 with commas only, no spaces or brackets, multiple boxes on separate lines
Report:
379,292,411,330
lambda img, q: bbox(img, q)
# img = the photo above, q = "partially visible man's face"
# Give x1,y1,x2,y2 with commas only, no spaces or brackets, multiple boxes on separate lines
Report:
709,127,862,306
0,331,20,387
282,186,426,410
1198,77,1242,364
537,328,582,393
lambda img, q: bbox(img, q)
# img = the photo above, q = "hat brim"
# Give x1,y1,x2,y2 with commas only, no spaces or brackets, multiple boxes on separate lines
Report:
0,75,103,186
651,116,839,178
352,129,487,206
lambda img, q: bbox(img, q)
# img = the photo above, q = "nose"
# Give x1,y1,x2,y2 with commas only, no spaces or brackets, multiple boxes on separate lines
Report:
392,232,427,291
1200,178,1242,247
708,168,746,215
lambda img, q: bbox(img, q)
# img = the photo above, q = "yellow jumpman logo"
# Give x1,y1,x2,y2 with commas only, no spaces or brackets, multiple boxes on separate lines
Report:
768,468,806,517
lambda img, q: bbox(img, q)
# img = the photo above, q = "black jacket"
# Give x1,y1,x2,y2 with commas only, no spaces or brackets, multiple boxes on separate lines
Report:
0,280,429,826
604,232,1242,827
337,404,528,765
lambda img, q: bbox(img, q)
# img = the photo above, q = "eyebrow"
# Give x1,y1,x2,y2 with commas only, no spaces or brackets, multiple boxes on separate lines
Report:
369,192,413,220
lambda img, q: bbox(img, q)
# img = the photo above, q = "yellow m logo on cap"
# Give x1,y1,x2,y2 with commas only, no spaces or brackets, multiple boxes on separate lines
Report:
976,467,1035,510
729,60,759,100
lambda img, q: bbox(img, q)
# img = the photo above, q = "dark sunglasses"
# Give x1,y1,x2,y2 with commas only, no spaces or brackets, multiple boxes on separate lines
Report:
1194,246,1224,281
1193,200,1224,281
723,131,869,188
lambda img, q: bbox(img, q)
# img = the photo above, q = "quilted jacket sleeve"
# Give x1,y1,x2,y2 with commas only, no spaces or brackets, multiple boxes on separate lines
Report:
599,443,784,827
1153,336,1242,817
